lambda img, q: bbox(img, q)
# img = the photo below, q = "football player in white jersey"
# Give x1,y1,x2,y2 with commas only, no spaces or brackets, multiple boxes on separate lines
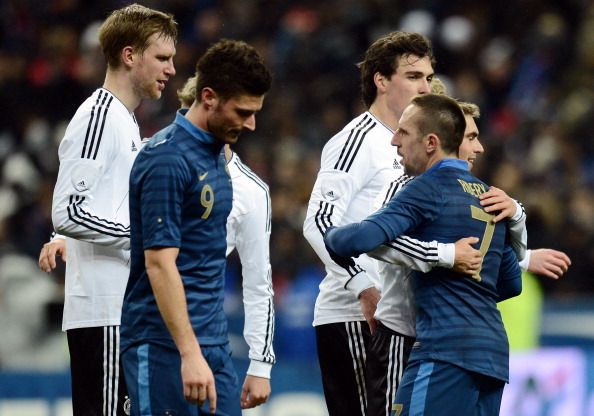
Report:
37,5,177,415
177,76,275,410
303,31,453,416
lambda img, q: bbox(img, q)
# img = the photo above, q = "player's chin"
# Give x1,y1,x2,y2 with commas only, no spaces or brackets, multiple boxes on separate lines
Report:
224,132,241,144
144,88,162,100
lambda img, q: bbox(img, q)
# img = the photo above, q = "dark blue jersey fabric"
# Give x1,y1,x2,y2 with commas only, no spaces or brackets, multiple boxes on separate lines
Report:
121,110,233,351
326,158,521,381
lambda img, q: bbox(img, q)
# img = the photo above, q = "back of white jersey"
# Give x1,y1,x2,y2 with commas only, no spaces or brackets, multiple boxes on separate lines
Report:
303,112,404,325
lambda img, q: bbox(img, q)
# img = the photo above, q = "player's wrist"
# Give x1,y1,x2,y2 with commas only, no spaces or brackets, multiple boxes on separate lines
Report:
438,243,455,268
247,360,272,379
345,272,374,298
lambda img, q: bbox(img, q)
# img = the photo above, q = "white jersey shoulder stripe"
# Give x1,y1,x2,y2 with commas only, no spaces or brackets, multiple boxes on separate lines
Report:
334,114,376,172
81,89,114,160
233,158,271,233
380,175,414,207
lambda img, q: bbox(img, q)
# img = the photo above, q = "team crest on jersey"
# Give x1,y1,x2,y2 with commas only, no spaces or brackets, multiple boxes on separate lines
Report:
393,159,402,169
131,141,138,152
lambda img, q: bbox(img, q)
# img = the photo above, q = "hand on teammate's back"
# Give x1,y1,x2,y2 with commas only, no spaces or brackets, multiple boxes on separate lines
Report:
452,237,482,275
479,186,516,223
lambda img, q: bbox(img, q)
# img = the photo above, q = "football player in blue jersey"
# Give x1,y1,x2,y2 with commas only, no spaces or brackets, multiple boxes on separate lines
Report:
120,39,271,416
325,93,522,415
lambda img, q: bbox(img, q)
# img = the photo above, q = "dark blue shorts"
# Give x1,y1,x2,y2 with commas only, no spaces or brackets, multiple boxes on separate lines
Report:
393,360,505,416
122,342,240,416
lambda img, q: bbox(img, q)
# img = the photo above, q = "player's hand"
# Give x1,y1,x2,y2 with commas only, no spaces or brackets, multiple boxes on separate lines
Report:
181,351,217,413
453,237,482,275
240,375,271,409
528,249,571,280
38,238,67,273
479,186,516,223
358,287,380,334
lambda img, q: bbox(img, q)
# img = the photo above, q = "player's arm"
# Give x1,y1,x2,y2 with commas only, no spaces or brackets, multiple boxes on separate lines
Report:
496,245,522,302
303,169,379,324
234,189,274,409
325,176,440,259
368,176,481,275
51,114,130,249
479,186,527,261
368,236,481,275
145,247,216,412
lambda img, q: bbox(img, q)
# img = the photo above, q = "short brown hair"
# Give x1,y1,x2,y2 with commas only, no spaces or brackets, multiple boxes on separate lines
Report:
99,4,178,69
358,31,435,108
195,39,272,101
410,94,466,154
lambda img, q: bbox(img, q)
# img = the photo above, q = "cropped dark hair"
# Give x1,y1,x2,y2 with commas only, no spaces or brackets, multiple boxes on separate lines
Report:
195,39,272,101
358,31,435,108
410,94,466,154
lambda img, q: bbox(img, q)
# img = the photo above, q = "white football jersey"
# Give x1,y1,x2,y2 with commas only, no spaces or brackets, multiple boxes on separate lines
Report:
52,88,141,330
303,112,404,325
226,152,275,378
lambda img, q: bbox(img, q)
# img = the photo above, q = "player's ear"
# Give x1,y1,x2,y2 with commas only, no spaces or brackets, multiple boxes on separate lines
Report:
201,87,218,110
373,72,387,91
426,133,439,153
121,46,135,68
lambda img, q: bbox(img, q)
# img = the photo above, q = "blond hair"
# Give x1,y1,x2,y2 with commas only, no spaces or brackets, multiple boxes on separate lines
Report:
177,75,197,108
430,77,448,95
458,101,480,118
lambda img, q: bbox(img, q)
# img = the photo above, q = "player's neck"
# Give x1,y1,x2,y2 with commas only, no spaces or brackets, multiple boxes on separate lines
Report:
102,71,142,113
368,101,398,132
224,144,232,162
426,151,457,171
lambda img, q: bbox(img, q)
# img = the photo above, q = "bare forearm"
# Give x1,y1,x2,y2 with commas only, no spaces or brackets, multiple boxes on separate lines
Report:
146,250,201,356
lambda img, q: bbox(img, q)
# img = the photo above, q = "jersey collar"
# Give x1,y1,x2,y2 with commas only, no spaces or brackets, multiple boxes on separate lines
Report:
427,158,469,174
175,109,220,148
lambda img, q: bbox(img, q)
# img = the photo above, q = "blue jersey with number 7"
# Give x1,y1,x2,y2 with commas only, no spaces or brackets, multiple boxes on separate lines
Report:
366,158,521,382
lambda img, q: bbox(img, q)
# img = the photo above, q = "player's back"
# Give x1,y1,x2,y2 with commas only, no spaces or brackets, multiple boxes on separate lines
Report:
403,162,521,382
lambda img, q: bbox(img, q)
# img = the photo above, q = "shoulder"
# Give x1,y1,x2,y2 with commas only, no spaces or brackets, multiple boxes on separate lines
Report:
321,113,391,171
229,155,269,199
324,113,388,149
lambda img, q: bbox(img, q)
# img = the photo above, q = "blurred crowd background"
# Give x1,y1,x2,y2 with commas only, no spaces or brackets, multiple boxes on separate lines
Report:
0,0,593,371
